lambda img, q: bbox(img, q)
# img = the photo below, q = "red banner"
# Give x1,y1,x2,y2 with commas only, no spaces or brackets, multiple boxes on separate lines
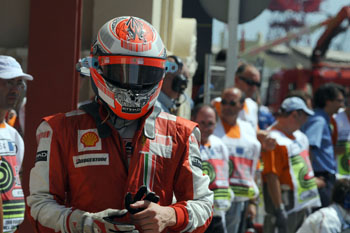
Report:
268,0,321,12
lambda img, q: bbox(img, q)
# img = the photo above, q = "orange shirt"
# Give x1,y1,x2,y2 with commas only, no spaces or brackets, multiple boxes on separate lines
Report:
261,139,294,189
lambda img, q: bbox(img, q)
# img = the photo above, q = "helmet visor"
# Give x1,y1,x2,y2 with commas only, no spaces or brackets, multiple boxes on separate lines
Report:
99,56,166,89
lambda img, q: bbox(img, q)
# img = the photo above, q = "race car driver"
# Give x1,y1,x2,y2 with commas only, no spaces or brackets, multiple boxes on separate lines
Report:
27,16,213,233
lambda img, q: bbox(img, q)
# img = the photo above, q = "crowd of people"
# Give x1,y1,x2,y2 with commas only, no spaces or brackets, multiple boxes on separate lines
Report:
0,15,350,233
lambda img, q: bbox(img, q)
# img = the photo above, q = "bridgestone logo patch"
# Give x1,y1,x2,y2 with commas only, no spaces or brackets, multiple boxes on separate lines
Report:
36,151,48,163
73,153,109,168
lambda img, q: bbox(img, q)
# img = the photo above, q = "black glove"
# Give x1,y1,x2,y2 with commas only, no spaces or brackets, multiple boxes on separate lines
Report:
275,205,288,233
125,185,160,214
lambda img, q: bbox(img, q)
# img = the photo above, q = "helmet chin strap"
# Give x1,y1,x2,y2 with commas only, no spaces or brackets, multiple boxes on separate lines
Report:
106,106,137,130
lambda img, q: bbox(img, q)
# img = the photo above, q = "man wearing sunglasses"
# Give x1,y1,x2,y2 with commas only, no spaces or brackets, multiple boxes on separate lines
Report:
0,55,33,233
212,62,275,149
235,64,260,99
213,87,261,233
212,62,260,130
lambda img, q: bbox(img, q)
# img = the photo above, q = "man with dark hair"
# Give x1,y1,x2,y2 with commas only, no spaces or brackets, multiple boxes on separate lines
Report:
297,178,350,233
313,83,345,109
301,82,345,208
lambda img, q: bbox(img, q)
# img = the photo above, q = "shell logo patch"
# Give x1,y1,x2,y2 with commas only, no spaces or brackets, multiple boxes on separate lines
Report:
78,129,102,152
81,132,99,147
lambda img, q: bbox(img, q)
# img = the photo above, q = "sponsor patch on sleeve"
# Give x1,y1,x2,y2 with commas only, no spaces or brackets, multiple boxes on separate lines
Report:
36,150,48,163
191,156,202,170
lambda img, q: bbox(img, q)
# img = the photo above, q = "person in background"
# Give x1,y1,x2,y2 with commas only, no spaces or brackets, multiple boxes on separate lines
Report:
301,83,345,208
211,62,275,233
213,87,261,233
256,91,275,130
296,178,350,233
211,62,275,152
155,55,190,114
262,96,321,233
0,55,33,232
27,16,213,233
213,62,260,129
333,89,350,179
192,104,233,233
214,51,260,127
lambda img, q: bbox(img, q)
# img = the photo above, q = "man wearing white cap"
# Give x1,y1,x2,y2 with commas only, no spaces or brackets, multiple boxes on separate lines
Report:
261,96,321,233
0,55,33,232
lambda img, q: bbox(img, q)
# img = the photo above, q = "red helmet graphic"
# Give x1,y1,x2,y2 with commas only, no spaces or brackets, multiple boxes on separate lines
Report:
90,16,167,120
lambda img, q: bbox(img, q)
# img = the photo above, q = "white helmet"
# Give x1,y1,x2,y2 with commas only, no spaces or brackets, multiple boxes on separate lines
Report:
90,16,167,120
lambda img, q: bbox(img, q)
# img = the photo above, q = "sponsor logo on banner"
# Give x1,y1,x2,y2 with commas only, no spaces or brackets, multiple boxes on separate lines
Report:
78,129,101,152
73,153,109,168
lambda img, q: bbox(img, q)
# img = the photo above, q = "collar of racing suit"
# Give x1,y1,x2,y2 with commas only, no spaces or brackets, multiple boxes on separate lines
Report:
79,99,161,140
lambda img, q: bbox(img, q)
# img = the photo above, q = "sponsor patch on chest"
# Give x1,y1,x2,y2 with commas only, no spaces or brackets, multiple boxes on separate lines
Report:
73,153,109,168
0,139,16,155
78,129,101,152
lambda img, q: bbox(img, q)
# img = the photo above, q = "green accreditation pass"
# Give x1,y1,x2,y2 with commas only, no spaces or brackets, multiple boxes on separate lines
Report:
228,159,257,199
203,160,232,211
290,155,318,204
337,141,350,177
202,160,231,201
